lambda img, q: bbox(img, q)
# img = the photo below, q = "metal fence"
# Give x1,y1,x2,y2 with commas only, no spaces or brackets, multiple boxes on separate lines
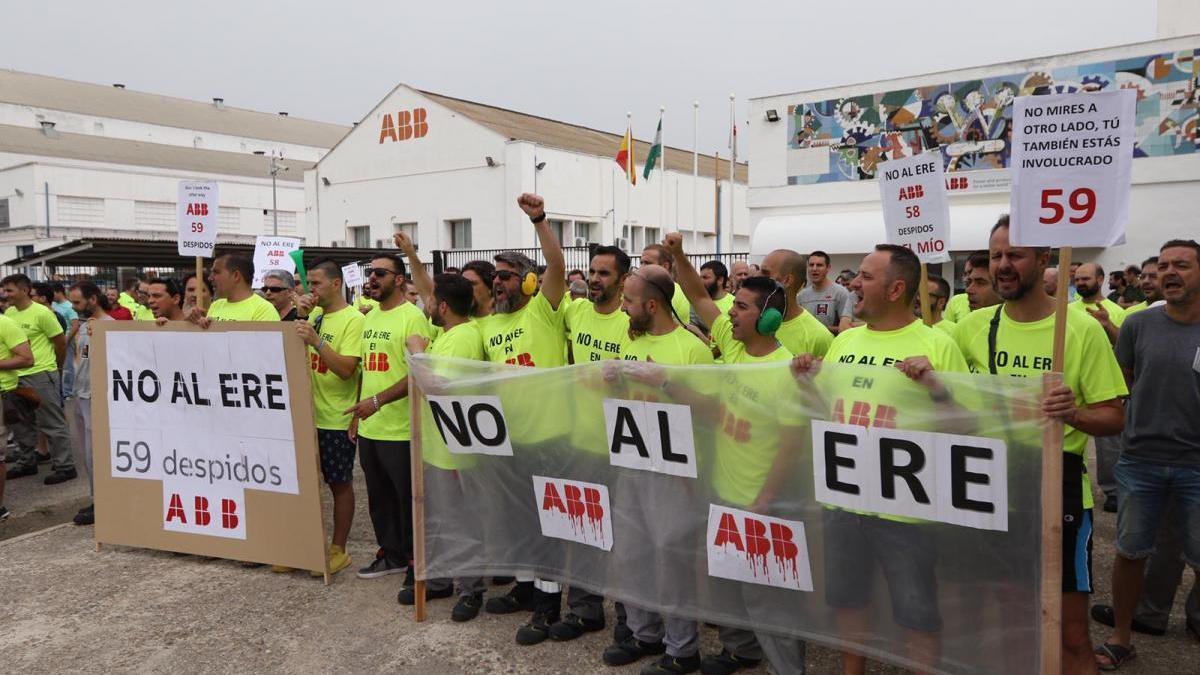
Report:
431,246,750,275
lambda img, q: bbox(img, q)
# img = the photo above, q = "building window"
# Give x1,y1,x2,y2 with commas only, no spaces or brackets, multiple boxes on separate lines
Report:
218,206,240,233
574,221,597,244
394,221,418,248
548,219,568,245
0,198,8,229
349,226,371,248
134,201,176,229
57,196,105,227
264,210,297,235
448,219,472,249
16,244,33,259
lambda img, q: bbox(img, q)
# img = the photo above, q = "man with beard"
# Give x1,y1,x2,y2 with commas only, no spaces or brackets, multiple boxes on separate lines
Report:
1071,263,1125,345
349,252,431,588
147,278,186,322
953,216,1125,674
476,194,572,647
641,244,692,327
293,260,364,577
190,254,278,325
729,261,751,295
794,244,967,675
1122,257,1163,315
798,250,854,334
759,249,832,358
701,261,734,316
66,282,113,525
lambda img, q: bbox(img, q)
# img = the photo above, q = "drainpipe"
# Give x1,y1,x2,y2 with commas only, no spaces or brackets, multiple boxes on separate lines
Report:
44,181,50,237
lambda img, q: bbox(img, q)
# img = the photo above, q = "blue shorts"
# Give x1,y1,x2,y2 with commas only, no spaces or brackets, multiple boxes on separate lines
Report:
317,429,356,485
1115,455,1200,567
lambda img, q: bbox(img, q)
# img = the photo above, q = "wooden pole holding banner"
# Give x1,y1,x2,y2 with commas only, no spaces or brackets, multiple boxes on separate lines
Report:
1040,246,1071,674
918,266,933,326
195,257,207,310
409,372,428,622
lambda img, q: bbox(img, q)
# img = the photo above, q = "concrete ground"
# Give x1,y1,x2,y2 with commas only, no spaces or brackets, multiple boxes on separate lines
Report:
1,416,1196,673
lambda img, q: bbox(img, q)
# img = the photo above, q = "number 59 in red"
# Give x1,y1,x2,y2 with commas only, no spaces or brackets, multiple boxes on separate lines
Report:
1039,188,1096,225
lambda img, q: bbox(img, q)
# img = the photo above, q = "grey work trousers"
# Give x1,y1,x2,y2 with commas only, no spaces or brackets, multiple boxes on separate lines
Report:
10,371,74,472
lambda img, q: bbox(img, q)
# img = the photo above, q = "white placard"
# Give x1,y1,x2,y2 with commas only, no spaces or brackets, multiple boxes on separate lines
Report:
106,331,298,496
252,236,301,289
427,395,514,456
603,398,697,478
162,479,246,540
1009,90,1135,247
878,152,951,263
532,475,613,551
342,263,364,288
706,505,813,592
812,420,1008,531
177,181,219,258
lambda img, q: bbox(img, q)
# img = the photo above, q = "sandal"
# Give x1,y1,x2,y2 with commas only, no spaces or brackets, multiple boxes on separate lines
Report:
1095,643,1136,671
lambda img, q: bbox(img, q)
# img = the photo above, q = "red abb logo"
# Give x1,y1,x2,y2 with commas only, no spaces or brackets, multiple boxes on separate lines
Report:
541,481,604,522
504,353,535,367
185,202,209,216
378,108,429,144
946,176,970,191
365,352,391,372
832,398,897,428
309,352,328,374
897,185,924,201
712,511,799,562
165,493,240,530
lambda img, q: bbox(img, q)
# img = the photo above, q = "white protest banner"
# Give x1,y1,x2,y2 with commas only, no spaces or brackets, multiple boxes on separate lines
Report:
342,262,364,288
1009,89,1135,247
427,395,514,456
92,323,327,574
603,398,697,478
252,236,301,288
532,475,613,551
877,152,951,263
707,505,814,592
177,181,219,257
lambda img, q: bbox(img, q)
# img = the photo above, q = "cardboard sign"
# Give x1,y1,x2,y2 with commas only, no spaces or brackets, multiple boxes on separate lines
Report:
707,505,814,592
342,262,364,288
427,395,514,456
252,236,302,289
532,475,613,551
177,181,219,258
1009,90,1135,247
603,398,697,478
92,323,327,572
878,152,951,263
812,420,1009,531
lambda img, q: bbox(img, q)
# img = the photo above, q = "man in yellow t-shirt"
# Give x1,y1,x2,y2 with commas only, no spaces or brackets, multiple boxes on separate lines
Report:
294,260,364,577
758,248,833,358
0,311,34,515
641,244,692,327
1071,262,1126,345
1121,255,1162,316
118,277,154,321
953,217,1126,673
918,274,957,336
794,243,968,675
3,273,73,483
700,260,735,319
347,253,432,587
190,254,279,325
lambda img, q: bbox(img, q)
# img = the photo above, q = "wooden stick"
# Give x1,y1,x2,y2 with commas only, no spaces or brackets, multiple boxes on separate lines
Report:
409,372,427,622
918,265,933,326
1040,246,1071,674
194,257,208,311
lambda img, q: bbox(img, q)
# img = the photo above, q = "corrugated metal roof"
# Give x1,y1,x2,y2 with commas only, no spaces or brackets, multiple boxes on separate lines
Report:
0,69,349,148
421,91,747,183
0,124,311,181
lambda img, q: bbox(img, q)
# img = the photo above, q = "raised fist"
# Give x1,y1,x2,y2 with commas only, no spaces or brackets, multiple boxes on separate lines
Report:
662,232,685,256
517,193,545,219
393,231,416,253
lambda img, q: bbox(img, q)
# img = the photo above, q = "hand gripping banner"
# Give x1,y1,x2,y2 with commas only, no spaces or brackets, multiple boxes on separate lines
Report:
409,355,1046,675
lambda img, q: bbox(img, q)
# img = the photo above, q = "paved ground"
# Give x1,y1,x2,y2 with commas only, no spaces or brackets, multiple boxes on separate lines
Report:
1,421,1196,673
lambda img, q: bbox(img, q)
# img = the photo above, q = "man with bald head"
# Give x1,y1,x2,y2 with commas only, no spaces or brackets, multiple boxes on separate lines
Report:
1044,267,1059,297
641,244,692,326
729,261,751,294
758,249,832,358
1071,262,1125,345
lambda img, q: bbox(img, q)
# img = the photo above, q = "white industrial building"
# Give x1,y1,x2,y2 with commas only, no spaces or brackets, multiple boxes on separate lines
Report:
746,23,1200,279
305,85,747,255
0,69,348,266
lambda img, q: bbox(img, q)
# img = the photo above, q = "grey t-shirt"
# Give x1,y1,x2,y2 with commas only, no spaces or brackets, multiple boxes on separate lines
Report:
72,315,113,400
1116,306,1200,466
798,282,854,329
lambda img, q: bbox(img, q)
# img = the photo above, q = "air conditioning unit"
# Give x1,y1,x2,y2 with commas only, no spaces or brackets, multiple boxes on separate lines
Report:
375,239,386,249
572,237,587,247
613,237,629,250
330,240,345,248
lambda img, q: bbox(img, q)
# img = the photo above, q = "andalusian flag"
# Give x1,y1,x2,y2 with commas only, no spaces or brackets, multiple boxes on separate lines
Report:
642,114,663,180
615,125,636,184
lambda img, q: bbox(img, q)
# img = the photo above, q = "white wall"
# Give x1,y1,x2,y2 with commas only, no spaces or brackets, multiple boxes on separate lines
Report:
1158,1,1200,37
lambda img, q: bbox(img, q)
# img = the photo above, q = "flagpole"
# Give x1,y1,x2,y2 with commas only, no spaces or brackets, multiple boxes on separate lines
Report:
692,100,699,250
660,105,666,236
626,111,632,247
727,93,735,256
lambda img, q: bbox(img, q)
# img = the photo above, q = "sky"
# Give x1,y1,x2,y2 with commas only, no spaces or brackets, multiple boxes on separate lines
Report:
1,0,1160,155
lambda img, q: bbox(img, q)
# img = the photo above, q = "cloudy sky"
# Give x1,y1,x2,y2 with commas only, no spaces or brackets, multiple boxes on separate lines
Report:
1,0,1159,153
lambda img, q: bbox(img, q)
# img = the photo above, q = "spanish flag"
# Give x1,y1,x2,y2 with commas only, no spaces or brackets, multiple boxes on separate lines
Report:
615,125,636,184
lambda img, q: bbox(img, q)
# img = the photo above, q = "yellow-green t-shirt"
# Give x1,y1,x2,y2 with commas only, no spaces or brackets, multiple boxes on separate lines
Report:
357,296,379,313
358,302,432,441
622,326,713,365
1123,301,1149,315
208,294,279,322
565,300,629,363
5,303,62,376
421,321,487,470
1070,297,1126,327
776,309,833,359
672,283,692,325
308,305,364,431
953,304,1128,510
713,293,735,317
943,292,970,323
934,318,957,336
0,315,30,391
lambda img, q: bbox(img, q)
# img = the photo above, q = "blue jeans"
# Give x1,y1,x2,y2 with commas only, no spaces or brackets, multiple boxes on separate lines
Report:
1114,455,1200,568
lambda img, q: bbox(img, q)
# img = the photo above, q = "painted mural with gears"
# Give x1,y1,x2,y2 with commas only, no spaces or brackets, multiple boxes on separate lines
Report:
785,48,1199,184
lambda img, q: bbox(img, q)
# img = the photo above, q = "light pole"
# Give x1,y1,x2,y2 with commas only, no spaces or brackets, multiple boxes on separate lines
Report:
533,154,546,193
254,150,288,235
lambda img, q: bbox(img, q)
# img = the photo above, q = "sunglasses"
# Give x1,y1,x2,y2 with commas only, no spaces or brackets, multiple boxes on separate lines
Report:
495,270,523,281
364,267,396,278
262,286,288,293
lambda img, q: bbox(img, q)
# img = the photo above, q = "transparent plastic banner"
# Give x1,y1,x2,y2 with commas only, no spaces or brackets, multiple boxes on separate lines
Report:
410,354,1046,675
